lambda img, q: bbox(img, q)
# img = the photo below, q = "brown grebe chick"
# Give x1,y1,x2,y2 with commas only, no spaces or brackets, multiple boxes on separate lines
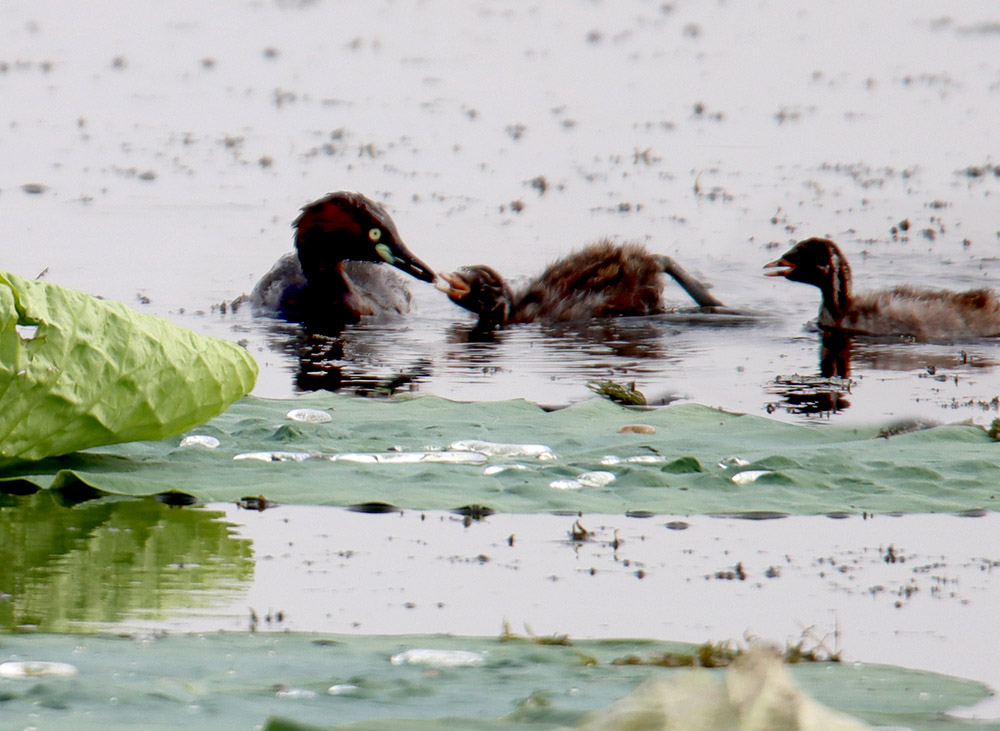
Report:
764,237,1000,338
437,240,724,330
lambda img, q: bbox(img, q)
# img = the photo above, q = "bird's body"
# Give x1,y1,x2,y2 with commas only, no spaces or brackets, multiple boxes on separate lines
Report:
765,238,1000,339
515,241,666,323
250,192,434,328
824,286,1000,338
437,240,724,330
252,254,413,320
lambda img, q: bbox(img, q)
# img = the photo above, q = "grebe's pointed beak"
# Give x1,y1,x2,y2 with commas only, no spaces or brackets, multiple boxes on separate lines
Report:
375,240,436,283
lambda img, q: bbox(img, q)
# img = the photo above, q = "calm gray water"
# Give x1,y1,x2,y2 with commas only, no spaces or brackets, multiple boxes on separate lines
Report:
3,0,1000,716
4,0,999,424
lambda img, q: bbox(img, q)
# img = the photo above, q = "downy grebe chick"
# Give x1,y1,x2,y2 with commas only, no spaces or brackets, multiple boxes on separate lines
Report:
437,264,515,330
250,192,435,327
437,240,725,330
764,237,1000,338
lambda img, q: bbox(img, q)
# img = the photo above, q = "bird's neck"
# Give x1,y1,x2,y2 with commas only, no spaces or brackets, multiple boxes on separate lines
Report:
818,254,852,324
296,255,358,320
295,227,359,283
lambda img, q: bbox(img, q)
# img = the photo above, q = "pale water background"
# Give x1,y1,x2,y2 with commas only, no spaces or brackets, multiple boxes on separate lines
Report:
3,0,1000,721
2,0,1000,422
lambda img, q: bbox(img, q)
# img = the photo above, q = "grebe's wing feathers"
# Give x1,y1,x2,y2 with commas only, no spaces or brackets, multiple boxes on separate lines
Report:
514,241,664,321
250,252,306,313
529,241,655,292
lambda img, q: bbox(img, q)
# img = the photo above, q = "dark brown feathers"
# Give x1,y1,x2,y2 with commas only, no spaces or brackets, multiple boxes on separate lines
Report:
514,241,665,323
438,240,723,329
250,192,435,327
765,238,1000,338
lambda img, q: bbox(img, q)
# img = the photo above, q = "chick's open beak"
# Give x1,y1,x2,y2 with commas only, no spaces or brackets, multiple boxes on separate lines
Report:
434,271,471,298
763,258,794,278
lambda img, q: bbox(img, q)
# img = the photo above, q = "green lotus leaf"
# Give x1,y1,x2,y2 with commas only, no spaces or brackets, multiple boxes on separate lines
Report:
0,633,990,730
0,270,257,463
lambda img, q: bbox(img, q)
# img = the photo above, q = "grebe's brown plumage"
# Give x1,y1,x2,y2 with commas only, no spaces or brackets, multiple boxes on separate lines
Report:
764,237,1000,339
437,240,724,330
250,192,435,327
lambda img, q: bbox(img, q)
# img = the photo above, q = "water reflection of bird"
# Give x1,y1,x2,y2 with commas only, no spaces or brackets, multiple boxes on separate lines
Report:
436,240,725,331
250,192,435,329
765,237,1000,339
258,324,433,395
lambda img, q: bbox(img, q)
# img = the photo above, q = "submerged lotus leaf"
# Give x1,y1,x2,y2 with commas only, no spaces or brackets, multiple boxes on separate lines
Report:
0,271,257,463
5,395,1000,515
0,632,988,730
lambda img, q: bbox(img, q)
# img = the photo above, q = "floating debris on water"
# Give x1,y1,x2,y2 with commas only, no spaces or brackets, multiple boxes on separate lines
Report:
987,418,1000,441
620,424,656,434
233,451,312,462
600,455,622,465
550,479,582,490
877,419,935,439
347,502,399,514
237,495,275,511
154,491,197,507
718,456,750,469
731,469,774,484
449,439,555,460
483,464,530,475
587,379,647,405
389,649,485,667
286,408,333,423
570,518,590,541
452,504,495,519
0,661,78,678
179,434,220,449
330,451,487,464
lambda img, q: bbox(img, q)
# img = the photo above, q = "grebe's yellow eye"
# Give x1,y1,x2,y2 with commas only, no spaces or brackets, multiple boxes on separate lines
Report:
368,227,382,242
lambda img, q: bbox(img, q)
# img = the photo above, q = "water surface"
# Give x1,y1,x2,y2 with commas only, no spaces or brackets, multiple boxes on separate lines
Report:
3,0,999,423
2,0,1000,719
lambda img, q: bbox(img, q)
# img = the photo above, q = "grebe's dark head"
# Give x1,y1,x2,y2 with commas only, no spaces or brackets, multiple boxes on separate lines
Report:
294,192,435,283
